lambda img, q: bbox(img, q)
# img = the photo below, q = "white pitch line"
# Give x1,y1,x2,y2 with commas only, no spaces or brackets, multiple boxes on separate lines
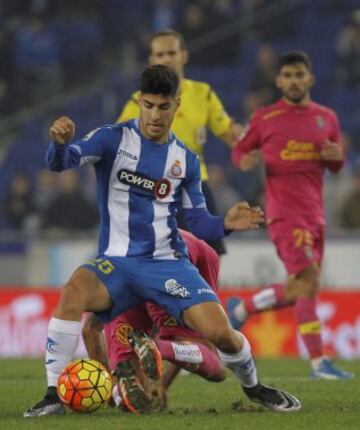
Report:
261,376,317,382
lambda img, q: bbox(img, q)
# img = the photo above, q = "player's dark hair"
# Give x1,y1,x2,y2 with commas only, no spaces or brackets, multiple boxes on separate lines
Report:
278,51,312,71
149,29,187,51
140,65,180,97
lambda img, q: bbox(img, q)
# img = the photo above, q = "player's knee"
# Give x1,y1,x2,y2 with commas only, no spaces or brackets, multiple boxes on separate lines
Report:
296,264,320,298
58,281,88,315
206,368,226,382
208,326,238,354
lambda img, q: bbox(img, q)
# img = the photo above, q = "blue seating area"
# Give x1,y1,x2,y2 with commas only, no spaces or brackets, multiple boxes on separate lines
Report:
1,1,359,226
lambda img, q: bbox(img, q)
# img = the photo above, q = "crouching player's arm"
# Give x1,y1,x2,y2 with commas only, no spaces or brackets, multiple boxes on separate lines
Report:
82,313,111,372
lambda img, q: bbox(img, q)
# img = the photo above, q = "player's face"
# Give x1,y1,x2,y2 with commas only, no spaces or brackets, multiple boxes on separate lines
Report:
276,63,314,104
149,36,188,78
139,93,180,143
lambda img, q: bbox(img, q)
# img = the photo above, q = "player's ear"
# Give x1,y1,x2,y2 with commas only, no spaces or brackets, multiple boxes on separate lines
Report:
148,45,156,65
275,74,282,89
309,73,315,88
182,49,189,66
175,88,181,107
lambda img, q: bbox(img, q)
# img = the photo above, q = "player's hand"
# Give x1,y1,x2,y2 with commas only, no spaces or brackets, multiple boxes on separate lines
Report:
239,150,261,171
50,116,75,144
224,201,265,231
230,122,244,142
220,121,244,147
320,139,343,161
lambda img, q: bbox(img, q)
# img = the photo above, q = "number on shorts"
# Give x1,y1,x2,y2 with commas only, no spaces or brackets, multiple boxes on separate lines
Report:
86,258,115,274
292,228,314,248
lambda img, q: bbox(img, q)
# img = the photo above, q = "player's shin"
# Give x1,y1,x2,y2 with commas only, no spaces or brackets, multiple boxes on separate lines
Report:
217,332,258,387
156,339,225,381
295,297,323,359
46,317,82,387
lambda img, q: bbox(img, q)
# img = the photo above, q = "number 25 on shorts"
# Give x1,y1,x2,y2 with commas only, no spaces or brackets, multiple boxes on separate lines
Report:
86,258,115,274
292,228,314,248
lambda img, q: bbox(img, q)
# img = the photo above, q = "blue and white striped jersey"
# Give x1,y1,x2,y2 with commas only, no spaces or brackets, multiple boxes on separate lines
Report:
45,119,225,259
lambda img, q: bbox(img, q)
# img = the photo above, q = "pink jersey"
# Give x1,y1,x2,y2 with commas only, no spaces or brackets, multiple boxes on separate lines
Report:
232,99,344,225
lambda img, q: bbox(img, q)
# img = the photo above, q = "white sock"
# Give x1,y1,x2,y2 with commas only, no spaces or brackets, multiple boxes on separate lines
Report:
252,288,277,311
46,317,81,387
218,333,258,388
112,384,123,407
235,301,248,321
311,356,325,370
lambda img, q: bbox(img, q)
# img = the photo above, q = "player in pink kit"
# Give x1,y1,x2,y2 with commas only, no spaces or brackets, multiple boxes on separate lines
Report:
83,229,226,413
228,51,353,380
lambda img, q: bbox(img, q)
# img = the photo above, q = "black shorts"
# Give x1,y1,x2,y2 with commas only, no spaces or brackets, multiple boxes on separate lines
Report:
177,180,226,256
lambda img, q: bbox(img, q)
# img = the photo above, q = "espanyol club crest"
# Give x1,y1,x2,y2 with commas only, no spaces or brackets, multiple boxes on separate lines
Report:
170,159,182,178
316,116,325,129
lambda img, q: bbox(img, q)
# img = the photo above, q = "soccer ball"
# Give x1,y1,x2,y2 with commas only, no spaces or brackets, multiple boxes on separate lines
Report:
57,358,112,413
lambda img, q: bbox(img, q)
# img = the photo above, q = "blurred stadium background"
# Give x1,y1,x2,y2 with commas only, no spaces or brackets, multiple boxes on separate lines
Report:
0,0,360,360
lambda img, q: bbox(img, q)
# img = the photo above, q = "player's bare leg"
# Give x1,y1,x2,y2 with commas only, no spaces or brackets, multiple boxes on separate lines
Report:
24,268,112,417
183,302,301,412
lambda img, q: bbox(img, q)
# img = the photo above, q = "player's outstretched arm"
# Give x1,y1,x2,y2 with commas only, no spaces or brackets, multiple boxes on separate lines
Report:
224,201,264,231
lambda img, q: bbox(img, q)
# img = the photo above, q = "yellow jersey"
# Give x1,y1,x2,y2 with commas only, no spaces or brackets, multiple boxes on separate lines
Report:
116,78,232,181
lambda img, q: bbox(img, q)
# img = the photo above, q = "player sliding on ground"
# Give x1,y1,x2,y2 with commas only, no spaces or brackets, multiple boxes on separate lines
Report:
24,65,301,418
82,229,227,413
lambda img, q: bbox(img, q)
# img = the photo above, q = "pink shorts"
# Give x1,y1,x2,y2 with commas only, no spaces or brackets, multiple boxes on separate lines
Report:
104,302,201,369
268,221,325,276
104,304,152,370
145,302,203,340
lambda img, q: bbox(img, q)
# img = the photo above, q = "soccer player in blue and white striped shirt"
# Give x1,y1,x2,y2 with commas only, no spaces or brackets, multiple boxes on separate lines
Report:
25,65,301,417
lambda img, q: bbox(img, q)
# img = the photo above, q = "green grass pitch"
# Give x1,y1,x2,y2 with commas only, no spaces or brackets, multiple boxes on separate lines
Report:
0,358,359,429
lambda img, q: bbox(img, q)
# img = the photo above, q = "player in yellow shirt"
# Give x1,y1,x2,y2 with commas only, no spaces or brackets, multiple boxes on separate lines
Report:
117,30,241,255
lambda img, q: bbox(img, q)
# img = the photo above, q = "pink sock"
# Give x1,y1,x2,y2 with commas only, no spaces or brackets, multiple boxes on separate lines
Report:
245,283,289,314
295,297,322,358
155,339,224,381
